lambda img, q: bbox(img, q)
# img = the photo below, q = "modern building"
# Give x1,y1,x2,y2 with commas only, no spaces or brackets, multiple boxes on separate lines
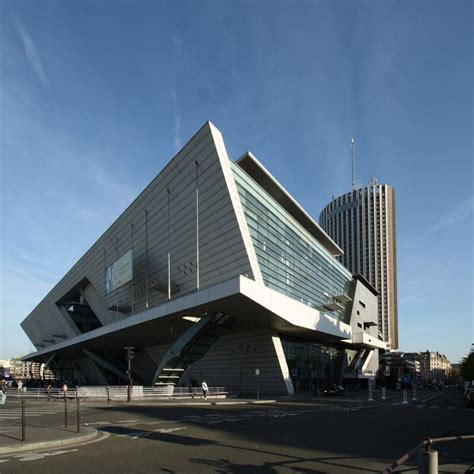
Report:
21,122,384,394
319,180,398,349
379,351,420,387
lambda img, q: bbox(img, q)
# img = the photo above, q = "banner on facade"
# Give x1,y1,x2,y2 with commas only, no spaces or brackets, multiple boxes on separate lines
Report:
105,249,133,294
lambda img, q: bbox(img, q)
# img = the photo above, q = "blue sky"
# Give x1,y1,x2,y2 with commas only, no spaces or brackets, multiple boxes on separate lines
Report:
0,0,472,363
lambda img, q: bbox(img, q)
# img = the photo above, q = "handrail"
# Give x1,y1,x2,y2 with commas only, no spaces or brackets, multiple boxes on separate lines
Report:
383,434,474,473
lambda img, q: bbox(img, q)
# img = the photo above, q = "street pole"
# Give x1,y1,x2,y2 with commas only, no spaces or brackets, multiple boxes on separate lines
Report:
21,400,25,441
124,346,135,402
76,395,80,433
255,368,260,400
64,391,68,427
412,381,418,402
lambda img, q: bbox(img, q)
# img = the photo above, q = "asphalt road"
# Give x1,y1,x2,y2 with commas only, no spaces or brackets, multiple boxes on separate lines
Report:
0,388,472,473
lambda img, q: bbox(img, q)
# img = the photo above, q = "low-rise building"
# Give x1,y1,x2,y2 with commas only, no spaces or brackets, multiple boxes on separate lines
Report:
402,351,451,383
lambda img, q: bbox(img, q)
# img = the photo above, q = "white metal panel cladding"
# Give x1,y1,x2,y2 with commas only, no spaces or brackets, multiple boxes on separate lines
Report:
105,249,133,294
22,122,256,349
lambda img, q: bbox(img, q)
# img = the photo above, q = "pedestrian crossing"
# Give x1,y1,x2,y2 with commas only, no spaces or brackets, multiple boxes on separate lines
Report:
0,405,66,421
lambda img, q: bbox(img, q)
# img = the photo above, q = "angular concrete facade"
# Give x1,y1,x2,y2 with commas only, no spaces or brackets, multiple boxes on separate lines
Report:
22,123,384,394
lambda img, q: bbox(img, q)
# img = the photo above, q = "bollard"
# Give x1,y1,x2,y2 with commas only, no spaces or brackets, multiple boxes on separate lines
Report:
368,378,374,402
412,384,418,402
402,389,408,404
21,400,26,442
64,393,68,428
76,397,80,433
418,447,438,474
381,386,387,400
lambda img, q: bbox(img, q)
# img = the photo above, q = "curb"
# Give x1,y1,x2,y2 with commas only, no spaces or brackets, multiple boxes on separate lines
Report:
110,399,277,407
0,428,98,456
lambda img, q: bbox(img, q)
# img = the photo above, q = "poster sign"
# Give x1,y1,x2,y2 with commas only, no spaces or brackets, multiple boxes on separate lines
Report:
105,249,133,294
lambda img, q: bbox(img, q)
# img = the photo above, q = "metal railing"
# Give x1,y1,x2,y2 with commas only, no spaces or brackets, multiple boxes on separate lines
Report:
5,387,77,399
0,397,81,443
4,385,228,401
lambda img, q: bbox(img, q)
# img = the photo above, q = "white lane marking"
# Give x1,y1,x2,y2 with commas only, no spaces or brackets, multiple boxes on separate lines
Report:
0,460,9,463
16,449,79,462
116,419,143,423
117,431,151,439
84,421,112,425
154,427,186,434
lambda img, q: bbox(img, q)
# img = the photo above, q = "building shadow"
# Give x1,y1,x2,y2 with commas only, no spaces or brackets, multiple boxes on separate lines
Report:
98,424,215,446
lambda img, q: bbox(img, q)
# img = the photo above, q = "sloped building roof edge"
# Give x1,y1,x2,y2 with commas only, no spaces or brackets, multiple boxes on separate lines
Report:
236,151,343,256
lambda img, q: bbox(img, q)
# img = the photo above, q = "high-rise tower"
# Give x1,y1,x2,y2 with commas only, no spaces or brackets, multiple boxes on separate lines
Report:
319,180,398,349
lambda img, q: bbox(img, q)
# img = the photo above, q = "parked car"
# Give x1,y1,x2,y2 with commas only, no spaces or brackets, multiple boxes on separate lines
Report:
464,389,474,409
464,386,473,401
323,384,345,396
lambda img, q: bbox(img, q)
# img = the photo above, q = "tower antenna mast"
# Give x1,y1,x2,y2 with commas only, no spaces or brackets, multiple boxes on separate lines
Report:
351,138,356,190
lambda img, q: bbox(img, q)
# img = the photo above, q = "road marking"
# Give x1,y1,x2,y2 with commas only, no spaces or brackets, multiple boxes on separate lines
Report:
154,427,186,434
85,421,112,425
430,405,439,409
16,449,79,462
0,460,9,464
116,419,143,423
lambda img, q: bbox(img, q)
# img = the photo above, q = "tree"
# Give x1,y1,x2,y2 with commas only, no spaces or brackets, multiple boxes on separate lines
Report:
460,351,474,381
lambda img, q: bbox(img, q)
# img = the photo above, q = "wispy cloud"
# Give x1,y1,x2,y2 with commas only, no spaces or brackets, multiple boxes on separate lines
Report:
171,89,182,150
11,15,47,85
429,196,474,232
402,196,474,249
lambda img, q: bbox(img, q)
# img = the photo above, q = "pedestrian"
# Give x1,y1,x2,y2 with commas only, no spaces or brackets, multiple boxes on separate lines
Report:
201,380,208,399
17,380,23,397
0,380,7,405
46,383,52,401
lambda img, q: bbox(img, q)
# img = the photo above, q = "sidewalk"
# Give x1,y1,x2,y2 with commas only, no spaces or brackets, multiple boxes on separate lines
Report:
0,420,97,455
96,397,277,406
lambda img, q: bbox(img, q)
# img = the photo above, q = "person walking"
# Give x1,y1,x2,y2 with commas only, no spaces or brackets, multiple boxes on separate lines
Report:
46,383,52,401
17,380,23,398
201,380,208,400
0,380,6,405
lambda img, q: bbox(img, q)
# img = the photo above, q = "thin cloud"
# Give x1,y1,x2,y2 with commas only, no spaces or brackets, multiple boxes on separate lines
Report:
12,15,47,85
429,196,474,232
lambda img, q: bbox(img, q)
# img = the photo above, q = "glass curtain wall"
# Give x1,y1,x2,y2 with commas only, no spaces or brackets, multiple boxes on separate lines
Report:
281,339,341,391
232,161,351,320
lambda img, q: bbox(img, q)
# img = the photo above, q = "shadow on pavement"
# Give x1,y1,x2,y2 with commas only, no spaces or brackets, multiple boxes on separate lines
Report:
98,424,215,446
